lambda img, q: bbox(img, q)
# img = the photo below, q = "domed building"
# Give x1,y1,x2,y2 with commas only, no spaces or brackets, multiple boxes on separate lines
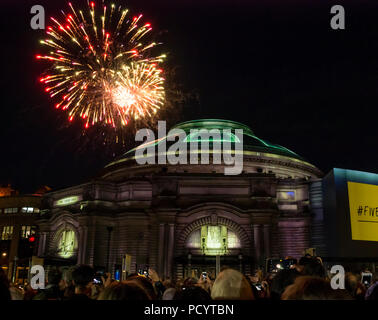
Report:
37,119,323,278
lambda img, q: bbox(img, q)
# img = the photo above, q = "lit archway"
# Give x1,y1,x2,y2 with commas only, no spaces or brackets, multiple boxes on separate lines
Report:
185,225,241,255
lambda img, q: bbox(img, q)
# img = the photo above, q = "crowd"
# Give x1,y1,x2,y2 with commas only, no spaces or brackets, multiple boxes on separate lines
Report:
1,255,378,301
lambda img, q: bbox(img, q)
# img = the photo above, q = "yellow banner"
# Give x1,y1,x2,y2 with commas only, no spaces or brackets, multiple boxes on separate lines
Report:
348,181,378,242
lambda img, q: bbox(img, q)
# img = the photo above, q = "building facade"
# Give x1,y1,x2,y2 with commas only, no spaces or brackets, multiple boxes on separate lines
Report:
36,119,323,279
0,186,43,282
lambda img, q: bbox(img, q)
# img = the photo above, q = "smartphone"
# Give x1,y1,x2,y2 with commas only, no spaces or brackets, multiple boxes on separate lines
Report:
361,272,372,287
138,268,149,277
202,272,207,280
93,278,102,284
93,271,106,284
283,258,297,269
114,270,120,281
254,284,262,291
267,258,297,273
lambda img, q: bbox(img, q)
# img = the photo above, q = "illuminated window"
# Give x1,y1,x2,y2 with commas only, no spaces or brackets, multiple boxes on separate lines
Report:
1,226,14,240
277,191,295,201
21,207,35,213
4,208,18,214
186,229,201,249
55,196,80,207
227,230,241,248
206,226,224,249
183,131,241,143
20,226,35,239
57,229,77,258
186,225,241,255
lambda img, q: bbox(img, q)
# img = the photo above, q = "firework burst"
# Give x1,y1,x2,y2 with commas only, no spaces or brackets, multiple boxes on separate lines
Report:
36,1,166,130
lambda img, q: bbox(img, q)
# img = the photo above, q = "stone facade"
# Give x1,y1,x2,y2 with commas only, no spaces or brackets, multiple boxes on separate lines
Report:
0,193,42,280
36,119,323,279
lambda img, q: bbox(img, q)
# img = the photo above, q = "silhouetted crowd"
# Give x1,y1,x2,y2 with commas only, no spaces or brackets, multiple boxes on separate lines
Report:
1,255,378,300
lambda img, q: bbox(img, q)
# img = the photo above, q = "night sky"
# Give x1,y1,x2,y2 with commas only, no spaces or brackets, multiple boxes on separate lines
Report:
1,0,378,193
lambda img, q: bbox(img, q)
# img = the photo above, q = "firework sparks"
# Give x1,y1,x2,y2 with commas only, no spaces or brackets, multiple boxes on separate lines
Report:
36,1,166,129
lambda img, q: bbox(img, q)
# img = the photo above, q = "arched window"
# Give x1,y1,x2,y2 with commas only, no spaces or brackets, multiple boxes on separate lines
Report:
57,229,77,258
185,225,241,255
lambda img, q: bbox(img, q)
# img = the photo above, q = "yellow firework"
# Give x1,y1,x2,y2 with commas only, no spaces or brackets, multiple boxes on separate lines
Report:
36,1,166,129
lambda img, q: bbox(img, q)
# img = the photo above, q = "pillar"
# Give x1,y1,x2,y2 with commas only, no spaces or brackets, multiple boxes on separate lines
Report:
253,224,262,267
166,223,175,279
158,223,165,277
263,224,271,261
37,232,47,257
77,227,88,265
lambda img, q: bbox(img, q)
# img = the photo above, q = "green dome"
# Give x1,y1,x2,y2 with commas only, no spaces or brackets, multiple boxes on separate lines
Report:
171,119,302,160
105,119,315,170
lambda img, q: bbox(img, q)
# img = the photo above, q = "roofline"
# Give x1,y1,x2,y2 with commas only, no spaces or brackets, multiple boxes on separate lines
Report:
172,118,255,135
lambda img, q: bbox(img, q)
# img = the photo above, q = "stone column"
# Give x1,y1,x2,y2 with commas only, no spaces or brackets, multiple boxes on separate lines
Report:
77,226,88,265
88,220,96,266
166,224,175,279
37,232,47,257
263,224,271,261
253,224,262,267
158,223,165,277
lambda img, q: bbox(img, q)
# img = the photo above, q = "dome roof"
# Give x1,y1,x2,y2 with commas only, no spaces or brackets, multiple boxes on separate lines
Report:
105,119,318,172
172,119,303,160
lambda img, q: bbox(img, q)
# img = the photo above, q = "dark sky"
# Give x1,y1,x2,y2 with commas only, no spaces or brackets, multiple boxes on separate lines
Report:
1,0,378,193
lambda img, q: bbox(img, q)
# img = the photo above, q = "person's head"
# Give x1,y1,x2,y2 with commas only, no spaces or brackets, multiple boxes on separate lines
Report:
126,275,157,299
71,265,94,289
163,279,175,289
270,268,301,300
162,288,176,300
211,268,255,300
47,268,62,286
183,277,197,287
344,272,359,297
298,256,326,278
0,267,9,288
366,283,378,300
174,286,211,301
98,281,150,300
282,276,352,300
243,276,261,299
175,278,184,289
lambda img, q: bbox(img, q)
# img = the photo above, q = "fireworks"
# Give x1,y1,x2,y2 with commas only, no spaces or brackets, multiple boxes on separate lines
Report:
36,1,166,129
